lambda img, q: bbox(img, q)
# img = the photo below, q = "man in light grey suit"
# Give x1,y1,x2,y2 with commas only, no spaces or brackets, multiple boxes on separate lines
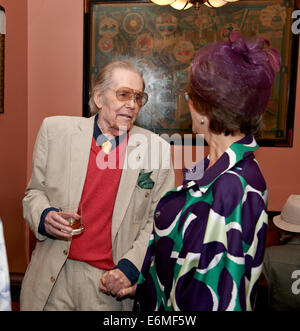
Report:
20,60,174,311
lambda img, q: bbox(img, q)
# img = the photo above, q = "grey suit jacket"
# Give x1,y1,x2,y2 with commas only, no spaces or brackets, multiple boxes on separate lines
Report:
263,238,300,311
20,115,174,310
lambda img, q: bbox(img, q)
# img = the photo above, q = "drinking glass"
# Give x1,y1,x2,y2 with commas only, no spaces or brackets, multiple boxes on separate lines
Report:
58,204,83,236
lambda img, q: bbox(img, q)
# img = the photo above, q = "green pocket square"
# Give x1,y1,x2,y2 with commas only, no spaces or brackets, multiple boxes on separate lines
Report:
137,170,154,189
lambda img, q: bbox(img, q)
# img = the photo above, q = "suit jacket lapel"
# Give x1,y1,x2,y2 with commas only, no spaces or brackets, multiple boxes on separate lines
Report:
68,116,94,208
67,120,146,243
111,126,143,243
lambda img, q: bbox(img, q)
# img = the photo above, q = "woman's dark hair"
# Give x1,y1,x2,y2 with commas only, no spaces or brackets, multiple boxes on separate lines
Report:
187,83,263,138
187,32,281,138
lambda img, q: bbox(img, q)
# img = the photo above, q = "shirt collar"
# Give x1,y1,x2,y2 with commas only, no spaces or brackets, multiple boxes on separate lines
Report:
93,114,127,150
181,135,259,191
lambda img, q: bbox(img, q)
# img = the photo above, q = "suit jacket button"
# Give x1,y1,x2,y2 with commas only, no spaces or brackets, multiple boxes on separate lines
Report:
63,250,68,256
145,192,149,198
50,276,55,283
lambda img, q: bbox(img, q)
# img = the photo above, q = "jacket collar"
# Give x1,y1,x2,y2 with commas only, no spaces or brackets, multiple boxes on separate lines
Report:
181,135,259,192
93,114,127,150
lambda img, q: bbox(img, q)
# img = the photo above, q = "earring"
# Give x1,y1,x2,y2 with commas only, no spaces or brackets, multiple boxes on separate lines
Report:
200,119,205,125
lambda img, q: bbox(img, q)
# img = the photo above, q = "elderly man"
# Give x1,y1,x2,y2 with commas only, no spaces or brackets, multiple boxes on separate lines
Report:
20,60,174,311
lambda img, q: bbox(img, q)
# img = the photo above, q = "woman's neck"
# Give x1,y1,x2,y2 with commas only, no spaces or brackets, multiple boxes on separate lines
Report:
206,131,245,169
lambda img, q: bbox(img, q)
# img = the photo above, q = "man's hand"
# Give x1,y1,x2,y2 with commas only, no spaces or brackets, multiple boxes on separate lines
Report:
100,269,131,296
116,283,137,299
44,210,74,239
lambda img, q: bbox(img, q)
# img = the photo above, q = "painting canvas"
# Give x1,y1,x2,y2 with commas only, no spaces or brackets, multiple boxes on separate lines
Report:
85,0,298,146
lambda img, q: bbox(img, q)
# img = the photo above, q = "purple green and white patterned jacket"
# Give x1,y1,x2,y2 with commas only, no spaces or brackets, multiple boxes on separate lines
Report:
135,135,268,311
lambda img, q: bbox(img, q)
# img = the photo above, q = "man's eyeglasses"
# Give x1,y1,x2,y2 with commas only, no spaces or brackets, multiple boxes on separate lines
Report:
113,87,148,107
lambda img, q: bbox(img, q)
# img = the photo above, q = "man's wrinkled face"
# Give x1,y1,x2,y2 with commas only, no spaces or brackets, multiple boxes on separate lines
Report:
95,68,144,135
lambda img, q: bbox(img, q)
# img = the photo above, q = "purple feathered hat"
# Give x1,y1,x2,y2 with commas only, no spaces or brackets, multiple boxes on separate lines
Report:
190,32,281,116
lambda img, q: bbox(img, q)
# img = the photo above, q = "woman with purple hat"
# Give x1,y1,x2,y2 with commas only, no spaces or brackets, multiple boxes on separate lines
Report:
119,32,281,311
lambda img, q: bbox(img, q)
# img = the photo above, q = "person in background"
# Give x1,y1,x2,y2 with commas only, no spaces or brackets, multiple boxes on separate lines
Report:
0,217,11,311
263,194,300,311
120,32,281,311
20,60,174,311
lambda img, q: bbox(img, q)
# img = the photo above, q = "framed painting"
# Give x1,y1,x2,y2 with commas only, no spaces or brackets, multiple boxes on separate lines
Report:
83,0,299,146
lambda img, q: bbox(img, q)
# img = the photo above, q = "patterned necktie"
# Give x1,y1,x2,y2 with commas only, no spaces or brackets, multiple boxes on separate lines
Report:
101,140,112,154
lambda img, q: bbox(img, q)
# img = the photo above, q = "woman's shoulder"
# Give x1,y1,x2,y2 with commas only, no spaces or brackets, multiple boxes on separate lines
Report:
211,160,267,217
233,155,267,192
211,172,245,217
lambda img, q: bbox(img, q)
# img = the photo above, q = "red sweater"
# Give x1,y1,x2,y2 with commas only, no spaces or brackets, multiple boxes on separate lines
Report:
68,135,127,270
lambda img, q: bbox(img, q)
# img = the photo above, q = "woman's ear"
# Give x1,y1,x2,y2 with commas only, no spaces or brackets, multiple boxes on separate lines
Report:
93,92,103,110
